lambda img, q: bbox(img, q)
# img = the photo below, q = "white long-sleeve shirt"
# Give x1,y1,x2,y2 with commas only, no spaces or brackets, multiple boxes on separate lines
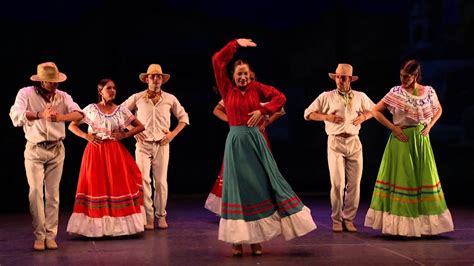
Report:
122,90,189,141
304,89,374,136
9,86,82,143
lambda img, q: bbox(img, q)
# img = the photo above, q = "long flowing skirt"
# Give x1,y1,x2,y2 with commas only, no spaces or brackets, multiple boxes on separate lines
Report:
364,125,454,237
67,140,145,237
218,126,316,244
205,130,272,216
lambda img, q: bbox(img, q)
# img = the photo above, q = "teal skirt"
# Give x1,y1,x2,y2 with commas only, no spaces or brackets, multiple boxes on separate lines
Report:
364,124,454,236
219,126,316,244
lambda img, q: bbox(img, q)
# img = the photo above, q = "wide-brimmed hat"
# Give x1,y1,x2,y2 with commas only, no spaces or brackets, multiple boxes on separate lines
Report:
139,64,171,83
328,63,358,81
30,62,67,83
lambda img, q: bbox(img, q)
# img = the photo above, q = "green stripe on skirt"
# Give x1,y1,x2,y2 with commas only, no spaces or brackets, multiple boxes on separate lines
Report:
222,126,304,221
369,124,449,217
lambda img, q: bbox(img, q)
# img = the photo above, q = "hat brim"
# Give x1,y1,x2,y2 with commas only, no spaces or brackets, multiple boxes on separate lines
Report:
30,73,67,83
139,73,171,84
328,73,358,81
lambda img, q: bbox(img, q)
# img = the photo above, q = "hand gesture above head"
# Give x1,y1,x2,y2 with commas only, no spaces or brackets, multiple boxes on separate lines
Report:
237,38,257,48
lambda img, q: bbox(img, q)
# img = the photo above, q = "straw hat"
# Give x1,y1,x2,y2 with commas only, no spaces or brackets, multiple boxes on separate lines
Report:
328,63,358,81
30,62,67,83
139,64,171,83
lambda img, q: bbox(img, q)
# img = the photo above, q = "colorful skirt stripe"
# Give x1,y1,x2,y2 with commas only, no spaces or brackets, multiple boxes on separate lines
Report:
219,126,316,244
364,125,454,236
67,140,145,237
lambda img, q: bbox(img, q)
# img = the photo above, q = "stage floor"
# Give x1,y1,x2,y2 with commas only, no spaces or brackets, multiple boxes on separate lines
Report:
1,194,473,265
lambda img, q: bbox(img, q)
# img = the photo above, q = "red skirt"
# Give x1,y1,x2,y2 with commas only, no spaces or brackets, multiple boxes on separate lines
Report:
67,140,145,237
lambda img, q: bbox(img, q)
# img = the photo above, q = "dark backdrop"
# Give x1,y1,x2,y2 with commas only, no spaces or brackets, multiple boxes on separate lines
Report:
2,0,473,212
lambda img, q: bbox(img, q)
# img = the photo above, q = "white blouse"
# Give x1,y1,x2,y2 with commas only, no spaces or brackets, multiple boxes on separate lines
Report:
80,104,135,140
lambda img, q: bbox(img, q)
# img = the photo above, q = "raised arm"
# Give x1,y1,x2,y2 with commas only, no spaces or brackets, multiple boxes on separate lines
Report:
212,38,257,98
212,40,237,98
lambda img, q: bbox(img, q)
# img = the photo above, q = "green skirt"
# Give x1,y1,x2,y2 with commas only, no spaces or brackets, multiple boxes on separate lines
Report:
364,124,454,236
219,126,316,244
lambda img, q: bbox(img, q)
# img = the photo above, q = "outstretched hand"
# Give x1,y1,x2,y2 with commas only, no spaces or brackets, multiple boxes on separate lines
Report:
237,38,257,48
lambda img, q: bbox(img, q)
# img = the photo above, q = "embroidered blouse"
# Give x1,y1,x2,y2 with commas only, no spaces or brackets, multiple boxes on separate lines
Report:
383,85,440,126
80,104,135,140
212,40,286,126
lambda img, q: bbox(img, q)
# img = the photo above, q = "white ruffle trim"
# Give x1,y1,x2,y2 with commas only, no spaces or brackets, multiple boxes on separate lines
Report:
67,206,146,237
204,193,221,216
218,206,316,244
364,208,454,237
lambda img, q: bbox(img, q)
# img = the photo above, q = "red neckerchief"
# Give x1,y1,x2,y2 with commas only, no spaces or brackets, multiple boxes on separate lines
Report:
144,90,162,104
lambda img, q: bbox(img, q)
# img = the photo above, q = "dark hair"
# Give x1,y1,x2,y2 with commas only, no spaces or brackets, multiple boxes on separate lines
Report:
97,78,114,102
231,59,253,74
233,59,250,70
402,59,422,82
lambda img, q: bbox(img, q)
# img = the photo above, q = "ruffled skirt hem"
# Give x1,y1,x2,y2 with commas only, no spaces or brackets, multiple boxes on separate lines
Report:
204,193,221,216
218,206,316,244
364,208,454,237
67,207,146,237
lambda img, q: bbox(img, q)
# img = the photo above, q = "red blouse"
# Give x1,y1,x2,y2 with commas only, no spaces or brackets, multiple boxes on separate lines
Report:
212,40,286,126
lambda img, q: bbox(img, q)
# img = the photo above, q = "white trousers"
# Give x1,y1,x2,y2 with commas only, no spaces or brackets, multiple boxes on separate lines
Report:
327,135,363,224
135,141,169,223
24,141,64,241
